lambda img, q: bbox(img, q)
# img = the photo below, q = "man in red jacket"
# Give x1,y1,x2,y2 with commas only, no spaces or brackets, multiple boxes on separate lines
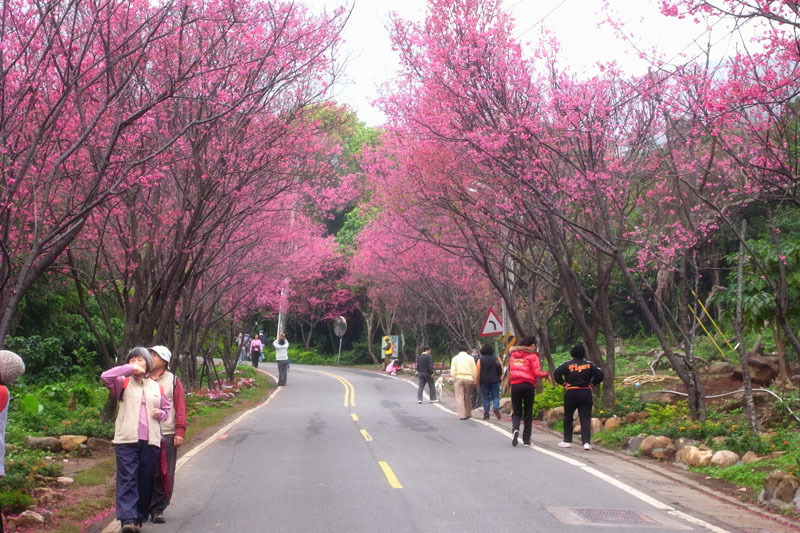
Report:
508,336,552,447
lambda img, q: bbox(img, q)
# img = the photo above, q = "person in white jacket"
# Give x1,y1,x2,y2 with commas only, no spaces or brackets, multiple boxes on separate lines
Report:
274,332,290,386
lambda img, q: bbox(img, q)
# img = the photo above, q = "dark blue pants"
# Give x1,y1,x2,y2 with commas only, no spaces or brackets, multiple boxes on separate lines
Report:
115,440,159,523
481,382,500,412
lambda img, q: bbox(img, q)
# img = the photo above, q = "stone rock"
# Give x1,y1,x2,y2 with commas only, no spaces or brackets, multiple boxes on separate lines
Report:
741,451,761,464
624,411,650,423
732,355,779,386
85,437,114,451
591,418,603,434
7,511,46,528
499,397,512,413
790,374,800,387
676,445,714,467
56,476,74,486
651,445,677,461
623,433,648,453
544,406,564,425
640,435,673,456
640,391,681,405
77,444,92,457
604,416,621,431
25,436,61,452
59,435,88,452
708,361,735,374
710,450,740,468
710,436,726,446
759,471,800,507
33,487,61,506
674,437,698,451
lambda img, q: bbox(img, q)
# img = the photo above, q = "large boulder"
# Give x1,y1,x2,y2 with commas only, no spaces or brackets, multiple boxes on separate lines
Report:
623,434,648,454
710,450,740,468
651,445,677,462
499,397,513,413
640,391,681,405
25,436,61,452
590,418,603,434
544,406,564,425
676,445,713,467
708,361,735,374
674,437,699,451
741,451,761,464
640,435,673,456
59,435,88,452
6,511,47,529
604,416,621,431
732,355,779,386
759,471,800,509
86,437,113,451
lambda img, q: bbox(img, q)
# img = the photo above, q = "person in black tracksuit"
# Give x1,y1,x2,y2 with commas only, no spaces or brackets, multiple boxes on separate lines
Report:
416,347,438,403
554,344,604,450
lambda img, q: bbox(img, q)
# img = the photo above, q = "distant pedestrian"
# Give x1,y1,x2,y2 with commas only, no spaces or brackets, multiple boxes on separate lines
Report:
508,336,551,447
258,330,267,362
101,347,170,533
476,344,503,419
554,344,604,451
450,349,477,420
240,332,251,363
148,346,186,524
416,347,438,403
274,332,290,386
0,350,24,532
249,335,263,368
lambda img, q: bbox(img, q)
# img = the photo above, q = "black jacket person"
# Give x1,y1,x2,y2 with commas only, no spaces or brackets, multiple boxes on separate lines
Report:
554,344,604,450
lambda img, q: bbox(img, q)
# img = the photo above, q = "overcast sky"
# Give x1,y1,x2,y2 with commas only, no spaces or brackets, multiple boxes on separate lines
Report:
302,0,745,126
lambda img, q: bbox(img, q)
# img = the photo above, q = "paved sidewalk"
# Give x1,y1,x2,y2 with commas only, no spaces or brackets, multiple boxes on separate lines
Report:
399,372,800,533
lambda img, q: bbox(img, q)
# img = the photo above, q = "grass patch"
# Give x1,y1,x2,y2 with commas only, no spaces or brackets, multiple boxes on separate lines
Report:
73,457,116,486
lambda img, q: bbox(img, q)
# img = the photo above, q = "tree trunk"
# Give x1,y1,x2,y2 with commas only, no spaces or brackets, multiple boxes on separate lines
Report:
735,220,758,432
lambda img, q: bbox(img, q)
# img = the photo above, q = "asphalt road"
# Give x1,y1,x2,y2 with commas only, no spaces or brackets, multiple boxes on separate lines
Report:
130,364,789,533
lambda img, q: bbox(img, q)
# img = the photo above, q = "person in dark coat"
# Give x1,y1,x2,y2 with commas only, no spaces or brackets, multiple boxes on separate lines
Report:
416,347,438,403
554,344,604,450
476,344,503,419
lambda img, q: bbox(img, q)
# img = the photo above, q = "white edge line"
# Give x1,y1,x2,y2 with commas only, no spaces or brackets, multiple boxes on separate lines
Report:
175,371,279,471
398,375,729,533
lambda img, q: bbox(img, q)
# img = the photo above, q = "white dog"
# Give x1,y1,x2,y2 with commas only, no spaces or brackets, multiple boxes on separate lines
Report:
435,376,443,400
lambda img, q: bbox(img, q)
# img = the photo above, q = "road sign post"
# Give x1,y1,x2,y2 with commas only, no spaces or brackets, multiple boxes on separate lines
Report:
334,316,347,364
480,308,503,337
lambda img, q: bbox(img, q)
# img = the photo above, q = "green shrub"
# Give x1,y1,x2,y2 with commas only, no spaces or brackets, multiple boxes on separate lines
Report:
645,402,689,426
0,490,34,514
533,381,564,417
5,335,72,383
0,448,63,492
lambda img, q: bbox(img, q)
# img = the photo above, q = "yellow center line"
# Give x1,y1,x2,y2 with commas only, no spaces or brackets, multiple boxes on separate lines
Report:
307,370,356,407
351,413,358,421
378,461,403,489
360,429,372,442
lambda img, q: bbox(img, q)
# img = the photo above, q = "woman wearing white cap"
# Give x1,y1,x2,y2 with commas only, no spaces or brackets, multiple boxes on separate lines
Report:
148,345,186,524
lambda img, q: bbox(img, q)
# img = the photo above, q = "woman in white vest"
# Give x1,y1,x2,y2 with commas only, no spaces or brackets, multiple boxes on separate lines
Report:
101,347,170,533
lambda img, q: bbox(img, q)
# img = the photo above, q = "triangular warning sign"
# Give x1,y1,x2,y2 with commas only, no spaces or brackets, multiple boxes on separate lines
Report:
480,309,503,336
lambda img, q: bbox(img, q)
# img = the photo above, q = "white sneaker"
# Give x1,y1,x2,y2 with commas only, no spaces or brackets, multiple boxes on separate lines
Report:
584,443,592,450
418,400,422,404
558,442,571,448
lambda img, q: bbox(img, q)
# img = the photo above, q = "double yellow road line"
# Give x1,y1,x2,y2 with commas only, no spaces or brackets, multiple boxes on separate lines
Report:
310,369,355,407
307,368,401,488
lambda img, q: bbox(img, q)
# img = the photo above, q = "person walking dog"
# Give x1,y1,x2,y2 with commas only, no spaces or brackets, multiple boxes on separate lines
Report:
416,347,438,403
554,344,604,450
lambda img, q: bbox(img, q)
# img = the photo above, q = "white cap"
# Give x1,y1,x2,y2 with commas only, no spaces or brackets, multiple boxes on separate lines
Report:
150,345,172,364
